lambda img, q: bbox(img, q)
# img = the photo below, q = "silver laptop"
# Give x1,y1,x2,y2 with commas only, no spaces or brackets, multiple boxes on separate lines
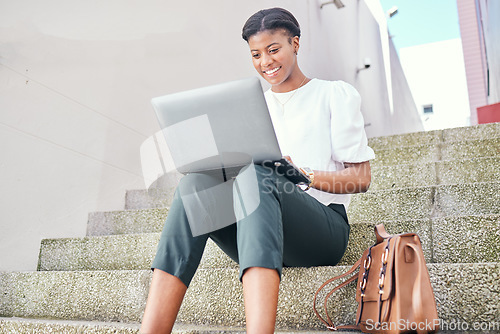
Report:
151,77,310,185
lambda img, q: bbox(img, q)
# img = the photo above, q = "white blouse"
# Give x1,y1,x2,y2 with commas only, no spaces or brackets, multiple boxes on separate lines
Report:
264,78,375,208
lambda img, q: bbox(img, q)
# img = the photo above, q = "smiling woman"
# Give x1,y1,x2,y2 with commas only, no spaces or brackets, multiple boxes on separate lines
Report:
241,8,373,197
248,30,303,92
243,9,305,93
140,7,375,334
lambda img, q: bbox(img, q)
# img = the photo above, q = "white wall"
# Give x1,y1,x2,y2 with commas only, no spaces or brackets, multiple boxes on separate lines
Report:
399,39,470,131
318,0,423,136
0,0,421,271
388,38,423,134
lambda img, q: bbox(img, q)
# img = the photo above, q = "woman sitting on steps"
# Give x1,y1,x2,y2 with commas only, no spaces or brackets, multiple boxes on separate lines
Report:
140,7,375,334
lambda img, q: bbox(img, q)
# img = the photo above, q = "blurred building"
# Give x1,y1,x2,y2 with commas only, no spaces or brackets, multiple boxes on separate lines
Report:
399,39,471,131
457,0,500,124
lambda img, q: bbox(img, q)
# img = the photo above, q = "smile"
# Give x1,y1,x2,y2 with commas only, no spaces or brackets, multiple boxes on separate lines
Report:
263,66,281,76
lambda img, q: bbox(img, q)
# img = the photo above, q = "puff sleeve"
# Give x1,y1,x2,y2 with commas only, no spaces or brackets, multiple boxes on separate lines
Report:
330,81,375,163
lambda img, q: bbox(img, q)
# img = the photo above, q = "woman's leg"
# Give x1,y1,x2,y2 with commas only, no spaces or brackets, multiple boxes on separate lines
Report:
230,165,286,333
141,172,226,333
140,269,187,334
233,165,349,278
230,165,349,333
141,165,349,333
242,267,280,334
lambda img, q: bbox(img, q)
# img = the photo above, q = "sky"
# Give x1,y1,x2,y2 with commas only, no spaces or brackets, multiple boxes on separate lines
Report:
379,0,462,52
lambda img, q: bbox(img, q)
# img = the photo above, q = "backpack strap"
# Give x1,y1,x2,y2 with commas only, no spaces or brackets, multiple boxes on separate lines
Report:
375,223,392,243
313,258,362,331
313,224,394,331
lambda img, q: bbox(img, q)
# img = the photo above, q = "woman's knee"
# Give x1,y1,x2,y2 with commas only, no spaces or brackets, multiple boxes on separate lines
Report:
239,164,278,191
176,172,223,197
253,164,275,177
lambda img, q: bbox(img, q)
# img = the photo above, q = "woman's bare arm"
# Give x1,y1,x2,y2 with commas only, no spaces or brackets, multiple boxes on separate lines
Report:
310,161,372,194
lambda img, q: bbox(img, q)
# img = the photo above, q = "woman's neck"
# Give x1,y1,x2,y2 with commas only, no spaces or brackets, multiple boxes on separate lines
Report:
271,71,309,93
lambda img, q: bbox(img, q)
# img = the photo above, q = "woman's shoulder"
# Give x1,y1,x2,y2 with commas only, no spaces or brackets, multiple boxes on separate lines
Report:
313,78,358,92
309,79,360,102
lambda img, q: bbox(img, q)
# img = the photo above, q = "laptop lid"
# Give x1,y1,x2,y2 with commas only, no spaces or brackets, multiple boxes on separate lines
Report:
151,77,283,174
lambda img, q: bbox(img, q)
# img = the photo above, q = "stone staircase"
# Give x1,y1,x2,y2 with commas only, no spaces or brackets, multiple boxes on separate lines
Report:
1,123,499,333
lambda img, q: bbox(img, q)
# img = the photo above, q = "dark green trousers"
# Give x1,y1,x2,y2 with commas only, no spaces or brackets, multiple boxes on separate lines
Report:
152,164,350,287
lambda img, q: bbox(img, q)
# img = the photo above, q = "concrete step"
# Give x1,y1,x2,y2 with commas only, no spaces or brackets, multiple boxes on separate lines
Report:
87,207,169,236
0,318,346,334
441,137,500,161
371,143,440,167
370,162,437,192
120,182,499,236
370,137,499,167
354,157,499,192
0,317,140,334
39,215,500,271
38,232,162,271
345,215,500,265
1,320,495,334
1,263,499,330
432,215,500,263
0,270,151,324
124,157,500,210
435,157,500,187
367,122,500,150
368,129,441,150
440,122,500,142
347,182,499,222
89,182,499,236
125,188,172,210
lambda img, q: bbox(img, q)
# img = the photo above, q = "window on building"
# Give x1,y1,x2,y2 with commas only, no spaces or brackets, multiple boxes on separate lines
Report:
423,104,434,114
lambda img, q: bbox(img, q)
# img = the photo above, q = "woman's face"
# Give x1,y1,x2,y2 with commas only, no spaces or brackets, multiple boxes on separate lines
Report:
248,29,300,91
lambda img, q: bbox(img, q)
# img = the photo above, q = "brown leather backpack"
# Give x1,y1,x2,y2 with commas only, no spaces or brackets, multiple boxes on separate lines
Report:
314,224,439,333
